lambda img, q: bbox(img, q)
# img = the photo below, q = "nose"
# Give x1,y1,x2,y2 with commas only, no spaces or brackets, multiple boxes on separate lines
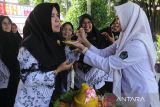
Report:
55,16,60,23
84,23,89,28
85,22,89,26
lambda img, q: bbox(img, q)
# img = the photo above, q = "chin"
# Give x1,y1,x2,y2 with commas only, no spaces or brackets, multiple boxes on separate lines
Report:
53,29,60,32
85,30,91,33
5,30,11,32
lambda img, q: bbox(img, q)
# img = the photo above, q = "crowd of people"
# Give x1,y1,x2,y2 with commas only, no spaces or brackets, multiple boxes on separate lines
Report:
0,1,160,107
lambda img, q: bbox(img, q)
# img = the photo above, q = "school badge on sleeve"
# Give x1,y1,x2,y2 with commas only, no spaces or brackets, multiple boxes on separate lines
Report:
119,51,128,60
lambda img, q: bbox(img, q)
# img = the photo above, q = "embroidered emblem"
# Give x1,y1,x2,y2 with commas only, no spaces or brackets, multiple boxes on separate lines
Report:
119,51,128,60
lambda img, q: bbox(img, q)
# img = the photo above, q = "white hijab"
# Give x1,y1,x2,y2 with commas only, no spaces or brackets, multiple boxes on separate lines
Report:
112,1,157,97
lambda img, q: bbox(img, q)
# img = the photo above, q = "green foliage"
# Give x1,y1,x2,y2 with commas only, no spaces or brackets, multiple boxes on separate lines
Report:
18,0,65,18
31,0,44,5
18,0,30,5
115,0,129,6
53,99,60,107
56,0,70,19
91,0,115,30
53,89,79,107
19,0,115,31
18,0,54,5
157,35,160,63
63,0,87,30
64,0,115,30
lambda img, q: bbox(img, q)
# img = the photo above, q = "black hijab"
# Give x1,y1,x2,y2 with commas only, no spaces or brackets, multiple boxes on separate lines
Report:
0,16,12,33
61,22,74,36
110,18,120,40
23,13,31,40
0,15,4,24
79,14,108,48
0,16,20,105
12,23,22,43
77,14,108,73
21,3,66,72
60,22,75,41
0,16,20,69
79,14,101,48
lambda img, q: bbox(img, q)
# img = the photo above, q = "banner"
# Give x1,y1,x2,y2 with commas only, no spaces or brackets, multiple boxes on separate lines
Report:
0,2,33,16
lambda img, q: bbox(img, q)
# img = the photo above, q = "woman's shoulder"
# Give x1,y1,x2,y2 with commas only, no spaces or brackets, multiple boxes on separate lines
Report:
18,47,38,69
128,39,145,48
18,47,32,58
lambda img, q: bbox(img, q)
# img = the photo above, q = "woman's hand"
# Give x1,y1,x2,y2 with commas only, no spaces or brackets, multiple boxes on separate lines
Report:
76,28,91,48
76,28,87,42
55,60,74,74
101,32,115,43
65,41,86,52
72,48,81,54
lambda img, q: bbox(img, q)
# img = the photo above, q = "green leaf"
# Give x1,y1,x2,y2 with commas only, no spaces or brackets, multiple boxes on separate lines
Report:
53,99,60,107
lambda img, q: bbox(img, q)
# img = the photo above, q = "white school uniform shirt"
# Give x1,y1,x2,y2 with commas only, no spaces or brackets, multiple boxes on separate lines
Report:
0,58,10,89
83,1,160,107
14,47,57,107
74,66,113,89
65,46,113,90
84,40,160,107
15,46,78,107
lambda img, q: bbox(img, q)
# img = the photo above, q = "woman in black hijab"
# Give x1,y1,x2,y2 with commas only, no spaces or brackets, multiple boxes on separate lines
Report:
22,13,31,40
11,23,22,43
79,14,107,48
74,14,113,94
0,16,21,107
76,14,107,75
14,3,73,107
100,18,120,41
57,22,80,93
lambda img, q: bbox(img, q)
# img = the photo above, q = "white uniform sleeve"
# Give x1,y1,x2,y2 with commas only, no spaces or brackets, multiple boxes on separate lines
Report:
18,47,56,87
84,40,147,72
89,42,117,57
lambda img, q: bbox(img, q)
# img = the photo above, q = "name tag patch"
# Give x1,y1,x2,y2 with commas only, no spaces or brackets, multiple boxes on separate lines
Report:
119,51,128,60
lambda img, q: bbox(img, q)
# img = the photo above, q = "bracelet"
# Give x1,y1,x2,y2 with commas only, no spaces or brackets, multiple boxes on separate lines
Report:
82,47,88,54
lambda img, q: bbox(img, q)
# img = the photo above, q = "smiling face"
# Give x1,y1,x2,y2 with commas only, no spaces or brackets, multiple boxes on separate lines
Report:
111,17,122,32
81,18,92,33
51,7,61,32
62,24,73,41
2,17,11,32
12,24,18,33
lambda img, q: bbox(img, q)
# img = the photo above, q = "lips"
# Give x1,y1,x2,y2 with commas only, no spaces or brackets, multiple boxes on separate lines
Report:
55,25,60,31
64,33,68,36
84,28,89,31
56,24,60,28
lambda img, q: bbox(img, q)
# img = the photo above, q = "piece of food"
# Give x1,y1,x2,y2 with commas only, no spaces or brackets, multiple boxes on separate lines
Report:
74,83,98,107
62,40,79,44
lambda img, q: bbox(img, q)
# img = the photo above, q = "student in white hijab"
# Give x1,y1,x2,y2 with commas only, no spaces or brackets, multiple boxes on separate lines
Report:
66,1,160,107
